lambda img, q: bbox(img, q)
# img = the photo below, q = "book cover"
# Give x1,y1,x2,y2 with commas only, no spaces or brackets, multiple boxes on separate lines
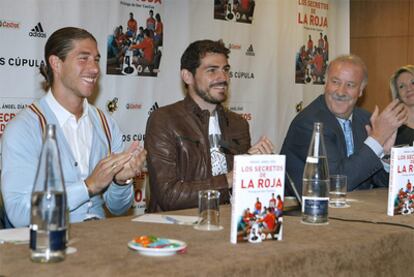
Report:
230,154,286,244
387,146,414,216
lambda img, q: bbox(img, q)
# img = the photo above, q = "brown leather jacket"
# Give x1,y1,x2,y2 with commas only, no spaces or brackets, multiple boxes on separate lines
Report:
145,96,251,212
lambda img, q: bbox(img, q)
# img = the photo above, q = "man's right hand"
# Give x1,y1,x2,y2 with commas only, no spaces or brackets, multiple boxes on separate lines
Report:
382,130,397,155
84,152,133,196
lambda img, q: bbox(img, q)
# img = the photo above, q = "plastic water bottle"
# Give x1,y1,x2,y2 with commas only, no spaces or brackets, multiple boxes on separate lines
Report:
30,124,68,262
301,122,330,224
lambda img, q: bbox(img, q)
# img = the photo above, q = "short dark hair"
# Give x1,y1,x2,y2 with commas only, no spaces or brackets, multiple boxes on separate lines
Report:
180,39,230,76
143,29,151,37
40,27,96,87
155,13,161,22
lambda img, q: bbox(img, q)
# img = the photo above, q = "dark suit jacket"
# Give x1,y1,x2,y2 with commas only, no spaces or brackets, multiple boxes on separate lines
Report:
280,94,388,196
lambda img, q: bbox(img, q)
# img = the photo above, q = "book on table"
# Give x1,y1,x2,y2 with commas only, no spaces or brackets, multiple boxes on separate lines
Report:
387,146,414,216
230,154,286,244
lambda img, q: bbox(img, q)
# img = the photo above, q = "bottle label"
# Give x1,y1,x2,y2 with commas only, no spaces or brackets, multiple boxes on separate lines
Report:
29,225,37,250
302,196,329,216
29,225,67,251
50,229,67,251
305,157,318,164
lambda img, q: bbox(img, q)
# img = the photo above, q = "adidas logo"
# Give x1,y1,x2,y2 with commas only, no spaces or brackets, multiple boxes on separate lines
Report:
148,102,159,115
245,44,255,56
29,22,46,38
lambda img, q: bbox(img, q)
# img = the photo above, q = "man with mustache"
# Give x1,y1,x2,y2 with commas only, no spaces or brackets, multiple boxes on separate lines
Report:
281,54,407,196
1,27,146,227
145,40,273,212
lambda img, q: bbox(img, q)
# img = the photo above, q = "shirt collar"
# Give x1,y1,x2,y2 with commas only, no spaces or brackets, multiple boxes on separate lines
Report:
184,95,227,124
336,114,353,123
45,90,89,128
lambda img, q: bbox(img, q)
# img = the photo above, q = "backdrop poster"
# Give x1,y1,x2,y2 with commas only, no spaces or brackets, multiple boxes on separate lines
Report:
0,0,349,214
295,0,329,85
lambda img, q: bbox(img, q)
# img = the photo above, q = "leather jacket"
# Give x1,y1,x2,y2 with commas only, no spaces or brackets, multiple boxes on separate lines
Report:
145,95,251,212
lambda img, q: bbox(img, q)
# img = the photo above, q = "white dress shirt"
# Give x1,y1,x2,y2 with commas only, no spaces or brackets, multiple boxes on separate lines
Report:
45,91,93,180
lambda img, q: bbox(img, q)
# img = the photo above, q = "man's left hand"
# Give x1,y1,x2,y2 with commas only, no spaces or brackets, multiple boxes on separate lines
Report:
114,141,147,184
248,136,274,155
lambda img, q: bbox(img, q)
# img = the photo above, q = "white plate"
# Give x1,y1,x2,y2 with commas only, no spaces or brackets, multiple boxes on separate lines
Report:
128,238,187,257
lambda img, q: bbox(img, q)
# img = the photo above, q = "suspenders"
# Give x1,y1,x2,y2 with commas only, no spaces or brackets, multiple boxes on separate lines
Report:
28,103,47,135
95,108,112,155
28,102,112,154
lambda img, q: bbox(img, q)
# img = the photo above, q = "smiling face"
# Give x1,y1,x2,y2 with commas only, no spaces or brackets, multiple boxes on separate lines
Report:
324,60,365,119
396,71,414,107
183,52,230,111
52,38,100,101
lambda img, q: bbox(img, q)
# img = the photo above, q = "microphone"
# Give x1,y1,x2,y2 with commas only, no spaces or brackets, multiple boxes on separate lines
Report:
218,139,241,155
286,172,302,206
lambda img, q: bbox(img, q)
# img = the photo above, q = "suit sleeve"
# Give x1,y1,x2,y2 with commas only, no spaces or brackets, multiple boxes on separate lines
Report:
280,118,314,195
324,114,386,191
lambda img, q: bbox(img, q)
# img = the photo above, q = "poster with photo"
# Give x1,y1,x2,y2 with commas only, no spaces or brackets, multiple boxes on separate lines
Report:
214,0,256,24
295,0,329,85
106,3,163,77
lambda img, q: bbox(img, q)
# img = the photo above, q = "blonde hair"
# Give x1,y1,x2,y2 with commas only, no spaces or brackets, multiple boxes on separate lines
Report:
390,65,414,99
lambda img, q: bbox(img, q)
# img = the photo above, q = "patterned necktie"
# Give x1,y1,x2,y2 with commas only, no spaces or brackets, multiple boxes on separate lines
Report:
343,120,354,157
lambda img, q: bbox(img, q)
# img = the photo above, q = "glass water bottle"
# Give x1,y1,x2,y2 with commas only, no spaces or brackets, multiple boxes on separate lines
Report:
301,122,330,224
30,124,68,262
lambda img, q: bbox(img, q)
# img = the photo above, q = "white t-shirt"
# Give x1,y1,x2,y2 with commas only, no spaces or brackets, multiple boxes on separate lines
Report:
209,112,228,176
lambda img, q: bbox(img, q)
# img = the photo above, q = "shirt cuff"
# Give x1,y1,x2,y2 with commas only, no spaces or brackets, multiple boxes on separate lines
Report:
83,180,91,197
364,136,384,158
66,181,91,211
381,160,390,173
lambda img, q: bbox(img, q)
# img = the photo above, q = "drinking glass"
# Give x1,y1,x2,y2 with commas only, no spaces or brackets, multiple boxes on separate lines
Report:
194,190,223,231
329,175,349,208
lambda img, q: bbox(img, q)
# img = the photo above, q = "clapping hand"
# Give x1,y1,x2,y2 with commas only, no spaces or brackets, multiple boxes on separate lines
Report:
247,136,274,155
227,136,274,188
114,141,147,184
85,152,134,196
85,142,147,196
366,100,407,148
